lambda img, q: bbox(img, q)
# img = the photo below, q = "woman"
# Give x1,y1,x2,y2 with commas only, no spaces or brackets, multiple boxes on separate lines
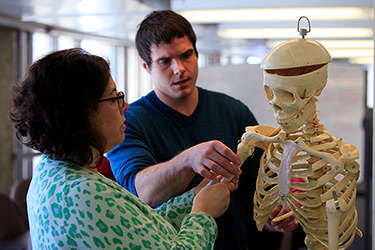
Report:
9,48,237,249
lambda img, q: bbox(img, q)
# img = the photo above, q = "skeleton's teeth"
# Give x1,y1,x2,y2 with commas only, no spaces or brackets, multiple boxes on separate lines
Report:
277,111,301,124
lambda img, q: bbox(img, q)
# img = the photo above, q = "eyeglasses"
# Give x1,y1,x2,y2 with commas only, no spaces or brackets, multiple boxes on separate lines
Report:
98,91,125,108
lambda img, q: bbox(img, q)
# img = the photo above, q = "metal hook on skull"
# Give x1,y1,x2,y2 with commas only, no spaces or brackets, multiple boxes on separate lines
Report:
297,16,311,39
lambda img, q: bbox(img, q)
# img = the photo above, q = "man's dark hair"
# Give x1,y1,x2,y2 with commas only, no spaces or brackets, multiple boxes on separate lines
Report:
135,10,198,68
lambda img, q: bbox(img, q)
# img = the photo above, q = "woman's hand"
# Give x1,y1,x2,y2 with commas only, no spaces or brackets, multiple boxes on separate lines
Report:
192,176,239,218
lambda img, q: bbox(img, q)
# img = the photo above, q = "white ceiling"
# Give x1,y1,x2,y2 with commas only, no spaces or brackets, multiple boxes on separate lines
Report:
0,0,373,63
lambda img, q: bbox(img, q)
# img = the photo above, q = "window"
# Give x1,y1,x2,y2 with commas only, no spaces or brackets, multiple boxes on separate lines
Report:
32,33,53,61
81,39,121,89
57,36,76,50
126,46,152,103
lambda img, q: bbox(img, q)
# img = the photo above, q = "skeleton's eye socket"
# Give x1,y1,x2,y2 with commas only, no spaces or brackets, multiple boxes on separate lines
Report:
297,89,314,100
277,90,295,103
264,85,274,100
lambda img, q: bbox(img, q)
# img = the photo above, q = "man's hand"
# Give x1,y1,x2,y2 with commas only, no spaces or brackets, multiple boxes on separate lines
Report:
135,140,241,207
266,205,298,232
183,140,242,180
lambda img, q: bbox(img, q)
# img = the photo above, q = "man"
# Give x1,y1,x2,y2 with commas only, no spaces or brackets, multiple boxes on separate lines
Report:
108,10,297,249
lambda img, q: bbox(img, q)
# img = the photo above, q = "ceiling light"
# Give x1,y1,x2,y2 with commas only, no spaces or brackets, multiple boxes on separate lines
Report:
78,16,104,32
247,56,263,65
265,40,373,60
349,56,374,65
181,8,370,23
266,40,374,49
77,0,99,13
319,40,374,49
218,28,373,39
327,49,373,58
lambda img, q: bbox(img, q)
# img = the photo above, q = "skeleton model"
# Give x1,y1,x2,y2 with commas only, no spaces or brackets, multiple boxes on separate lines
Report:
235,17,362,249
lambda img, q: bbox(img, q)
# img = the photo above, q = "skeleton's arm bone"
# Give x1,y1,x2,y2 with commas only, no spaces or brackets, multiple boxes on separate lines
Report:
221,126,284,183
344,161,360,174
219,139,253,183
326,192,347,250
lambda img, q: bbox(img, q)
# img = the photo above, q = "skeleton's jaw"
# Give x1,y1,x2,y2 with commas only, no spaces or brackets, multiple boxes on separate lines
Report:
276,101,316,131
276,110,302,131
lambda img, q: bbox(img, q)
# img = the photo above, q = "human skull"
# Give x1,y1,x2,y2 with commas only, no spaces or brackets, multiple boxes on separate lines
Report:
261,39,331,131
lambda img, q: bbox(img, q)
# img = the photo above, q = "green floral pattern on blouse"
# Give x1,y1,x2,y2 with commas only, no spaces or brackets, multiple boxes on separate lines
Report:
27,155,217,249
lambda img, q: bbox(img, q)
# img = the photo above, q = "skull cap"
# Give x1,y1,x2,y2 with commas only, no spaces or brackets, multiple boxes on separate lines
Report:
261,39,332,70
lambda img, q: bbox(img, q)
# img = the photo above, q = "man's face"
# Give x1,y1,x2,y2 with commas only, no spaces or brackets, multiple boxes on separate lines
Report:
142,36,198,104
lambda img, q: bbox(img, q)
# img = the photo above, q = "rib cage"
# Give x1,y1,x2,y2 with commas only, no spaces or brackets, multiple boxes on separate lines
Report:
249,118,361,249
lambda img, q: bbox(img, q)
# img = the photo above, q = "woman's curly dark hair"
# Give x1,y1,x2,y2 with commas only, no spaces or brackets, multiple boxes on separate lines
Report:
9,48,111,166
